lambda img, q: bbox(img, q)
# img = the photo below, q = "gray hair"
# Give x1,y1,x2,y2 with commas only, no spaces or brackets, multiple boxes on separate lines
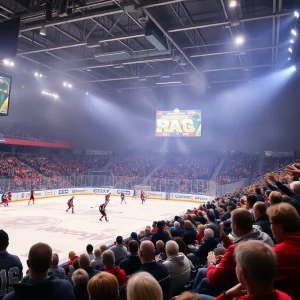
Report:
165,240,179,257
234,240,277,285
145,228,151,235
290,181,300,194
174,221,180,229
72,269,89,287
79,253,90,269
204,228,214,238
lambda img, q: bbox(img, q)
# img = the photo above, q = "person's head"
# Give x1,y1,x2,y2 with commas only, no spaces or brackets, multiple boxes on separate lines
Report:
0,229,9,252
128,240,139,255
131,232,138,240
234,241,277,291
152,221,157,228
139,241,155,264
127,272,162,300
255,187,262,195
174,221,181,229
144,228,151,235
68,251,76,260
207,213,216,223
282,195,291,203
173,237,188,255
72,269,89,287
176,291,201,300
253,202,267,220
246,194,256,210
269,191,282,206
79,253,91,269
86,244,93,254
100,245,108,253
102,250,115,269
266,190,272,197
116,236,123,245
157,221,163,230
156,240,164,250
267,203,300,242
51,253,59,266
204,228,214,239
231,208,253,237
165,240,179,257
73,258,79,270
27,243,52,278
94,248,102,258
184,220,192,230
290,181,300,195
88,272,119,300
197,224,205,233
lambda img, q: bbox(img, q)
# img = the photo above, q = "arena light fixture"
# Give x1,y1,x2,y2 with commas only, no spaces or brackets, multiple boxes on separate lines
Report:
294,11,299,18
292,65,297,71
290,39,295,44
63,82,72,88
229,0,238,8
86,92,89,95
291,29,297,36
3,59,14,67
34,72,39,77
234,35,245,45
288,57,291,60
289,47,293,53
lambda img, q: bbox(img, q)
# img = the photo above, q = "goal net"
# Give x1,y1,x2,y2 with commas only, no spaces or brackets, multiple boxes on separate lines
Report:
133,185,151,198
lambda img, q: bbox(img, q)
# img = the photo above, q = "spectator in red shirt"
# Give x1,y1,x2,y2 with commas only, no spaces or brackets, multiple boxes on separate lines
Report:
103,250,127,286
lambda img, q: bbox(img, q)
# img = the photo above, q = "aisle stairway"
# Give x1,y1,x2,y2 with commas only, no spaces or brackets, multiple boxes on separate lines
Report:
210,158,225,180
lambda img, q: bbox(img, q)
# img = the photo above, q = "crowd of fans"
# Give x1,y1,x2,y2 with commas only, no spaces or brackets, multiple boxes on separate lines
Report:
254,157,295,177
1,161,300,300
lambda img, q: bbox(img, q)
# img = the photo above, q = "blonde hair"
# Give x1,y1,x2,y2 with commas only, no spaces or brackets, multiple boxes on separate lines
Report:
176,291,201,300
127,272,162,300
72,269,89,287
88,272,119,300
197,224,205,231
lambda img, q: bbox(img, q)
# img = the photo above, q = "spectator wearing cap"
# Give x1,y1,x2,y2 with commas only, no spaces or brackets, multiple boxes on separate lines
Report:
48,253,66,279
0,230,23,300
79,254,99,280
268,203,300,300
110,236,128,265
4,243,74,300
72,269,89,300
151,221,170,246
119,240,141,276
86,244,95,261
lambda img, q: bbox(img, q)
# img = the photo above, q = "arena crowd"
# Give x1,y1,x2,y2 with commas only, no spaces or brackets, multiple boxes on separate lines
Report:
1,162,300,300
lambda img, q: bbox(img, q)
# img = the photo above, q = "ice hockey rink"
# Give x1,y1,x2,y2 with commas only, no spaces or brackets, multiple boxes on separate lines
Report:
0,195,196,268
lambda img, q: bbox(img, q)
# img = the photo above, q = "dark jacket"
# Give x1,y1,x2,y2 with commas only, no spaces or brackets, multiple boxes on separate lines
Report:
170,227,185,238
183,229,197,245
3,274,75,300
151,229,170,246
119,255,141,276
256,194,265,202
73,285,89,300
254,214,275,242
191,237,219,266
83,266,99,280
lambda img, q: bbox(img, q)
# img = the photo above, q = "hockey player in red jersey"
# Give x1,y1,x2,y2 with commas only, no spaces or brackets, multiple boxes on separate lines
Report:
141,191,145,204
28,190,35,205
99,202,109,222
105,193,111,202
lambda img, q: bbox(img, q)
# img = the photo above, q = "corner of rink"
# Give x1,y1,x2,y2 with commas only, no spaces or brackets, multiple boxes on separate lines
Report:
1,195,196,268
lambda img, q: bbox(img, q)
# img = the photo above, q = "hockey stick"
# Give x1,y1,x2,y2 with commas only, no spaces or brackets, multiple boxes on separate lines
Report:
90,206,98,208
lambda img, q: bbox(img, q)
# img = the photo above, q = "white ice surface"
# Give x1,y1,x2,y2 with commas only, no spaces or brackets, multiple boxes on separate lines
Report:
0,196,195,269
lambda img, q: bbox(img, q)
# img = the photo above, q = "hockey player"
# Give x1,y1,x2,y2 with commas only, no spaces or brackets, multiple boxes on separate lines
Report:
105,193,111,202
99,202,109,222
66,196,74,213
1,192,8,207
28,190,34,205
141,191,145,204
120,192,127,204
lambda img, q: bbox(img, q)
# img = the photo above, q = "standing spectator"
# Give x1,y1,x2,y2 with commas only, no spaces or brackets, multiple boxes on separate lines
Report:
151,221,170,246
163,241,193,297
119,240,141,276
139,241,170,300
267,203,300,299
269,191,283,206
140,228,152,242
110,236,128,265
86,244,95,261
127,272,163,300
103,250,127,286
0,230,23,300
255,187,265,202
72,269,89,300
78,254,99,280
91,249,103,270
88,272,119,300
183,221,197,246
48,253,66,279
246,194,256,217
4,243,74,300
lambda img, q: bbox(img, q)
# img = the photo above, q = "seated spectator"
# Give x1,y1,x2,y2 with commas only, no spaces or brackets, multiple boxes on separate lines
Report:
0,230,23,300
119,240,141,276
173,237,188,256
3,243,74,300
253,202,275,242
163,240,193,297
139,241,170,300
176,292,201,300
188,229,218,267
183,220,197,246
171,221,185,238
196,224,205,243
88,272,119,300
195,211,207,225
72,269,89,300
205,214,219,237
127,272,163,300
152,221,158,233
140,227,152,242
103,250,127,286
100,245,108,253
91,248,103,270
151,221,170,246
68,258,80,278
86,244,95,261
267,203,300,299
130,232,140,245
110,236,128,265
202,240,292,300
155,240,167,261
193,209,274,296
78,254,99,279
48,253,66,279
66,251,79,267
270,191,283,206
